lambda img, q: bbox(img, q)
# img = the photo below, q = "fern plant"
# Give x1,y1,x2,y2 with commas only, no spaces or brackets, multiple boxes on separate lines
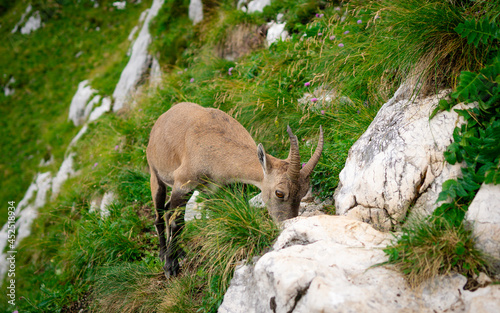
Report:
455,18,500,48
434,54,500,225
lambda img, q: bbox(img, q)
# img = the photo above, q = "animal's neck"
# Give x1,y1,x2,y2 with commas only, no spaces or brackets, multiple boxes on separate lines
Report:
226,150,265,190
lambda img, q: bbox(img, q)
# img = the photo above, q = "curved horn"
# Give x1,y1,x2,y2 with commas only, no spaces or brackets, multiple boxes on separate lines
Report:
286,125,301,181
301,126,324,177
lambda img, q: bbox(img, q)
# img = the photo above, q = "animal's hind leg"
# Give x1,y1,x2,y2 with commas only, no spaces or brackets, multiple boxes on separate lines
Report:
150,168,168,263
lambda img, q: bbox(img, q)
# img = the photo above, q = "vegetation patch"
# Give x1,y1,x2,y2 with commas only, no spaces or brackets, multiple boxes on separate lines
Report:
2,0,499,311
384,0,499,286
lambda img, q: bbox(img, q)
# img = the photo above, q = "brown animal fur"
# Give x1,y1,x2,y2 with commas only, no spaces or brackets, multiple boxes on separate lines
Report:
146,102,323,276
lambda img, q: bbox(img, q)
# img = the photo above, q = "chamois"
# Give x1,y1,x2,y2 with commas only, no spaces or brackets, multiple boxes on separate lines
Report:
146,102,323,276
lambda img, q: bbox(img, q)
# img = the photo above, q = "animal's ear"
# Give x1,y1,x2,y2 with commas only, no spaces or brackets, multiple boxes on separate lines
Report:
257,143,270,175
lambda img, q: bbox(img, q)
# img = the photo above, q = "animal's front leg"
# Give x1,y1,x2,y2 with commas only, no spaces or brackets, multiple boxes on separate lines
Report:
163,190,191,277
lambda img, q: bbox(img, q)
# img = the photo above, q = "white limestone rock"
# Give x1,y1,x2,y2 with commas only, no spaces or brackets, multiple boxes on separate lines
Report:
219,215,500,313
112,0,164,112
238,0,271,13
0,172,52,282
185,191,202,221
112,1,126,10
20,11,43,35
249,193,328,217
68,80,97,126
128,25,139,41
189,0,203,25
99,191,115,218
466,183,500,273
51,152,77,199
11,4,32,33
89,97,112,122
266,19,289,46
3,76,15,96
149,57,162,88
298,85,352,112
249,193,265,208
334,86,472,230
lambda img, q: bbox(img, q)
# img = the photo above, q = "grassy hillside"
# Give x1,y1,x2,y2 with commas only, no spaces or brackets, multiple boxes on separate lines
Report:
0,0,152,225
1,0,498,312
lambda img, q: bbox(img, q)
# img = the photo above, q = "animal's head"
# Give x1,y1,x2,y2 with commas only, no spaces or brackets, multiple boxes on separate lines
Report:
257,126,324,222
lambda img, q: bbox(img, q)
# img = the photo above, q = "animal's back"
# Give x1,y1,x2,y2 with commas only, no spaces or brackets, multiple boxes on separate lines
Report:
146,102,260,186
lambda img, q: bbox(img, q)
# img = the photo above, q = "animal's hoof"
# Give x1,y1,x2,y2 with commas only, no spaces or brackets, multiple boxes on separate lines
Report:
163,258,180,278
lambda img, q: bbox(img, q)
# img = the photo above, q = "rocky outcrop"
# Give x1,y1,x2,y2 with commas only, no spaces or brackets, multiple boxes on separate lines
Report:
466,183,500,274
189,0,203,25
113,0,164,112
0,0,167,286
11,4,44,35
219,215,500,313
334,86,470,230
68,80,97,126
90,191,116,218
0,172,52,280
266,15,289,46
238,0,271,13
216,24,268,61
3,76,15,96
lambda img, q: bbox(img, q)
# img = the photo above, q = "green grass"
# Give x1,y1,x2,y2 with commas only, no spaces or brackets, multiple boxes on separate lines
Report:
0,0,152,225
2,0,498,311
383,216,491,288
182,184,279,311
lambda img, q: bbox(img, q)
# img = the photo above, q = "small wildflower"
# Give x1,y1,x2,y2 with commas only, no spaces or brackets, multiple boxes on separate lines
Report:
139,108,143,112
302,138,305,141
329,35,335,40
335,7,341,11
190,78,195,83
357,19,362,24
338,43,344,47
311,98,318,102
114,145,119,151
318,33,322,36
177,71,183,74
344,30,349,34
357,110,360,114
319,14,324,18
93,162,98,168
316,13,320,17
302,162,306,168
304,82,311,87
321,110,325,115
184,68,188,72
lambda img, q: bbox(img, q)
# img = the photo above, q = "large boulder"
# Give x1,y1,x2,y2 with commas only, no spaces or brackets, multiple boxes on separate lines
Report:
334,86,471,230
219,215,500,313
466,183,500,274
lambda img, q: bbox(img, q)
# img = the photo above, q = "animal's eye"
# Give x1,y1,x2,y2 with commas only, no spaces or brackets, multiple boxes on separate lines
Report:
275,190,285,198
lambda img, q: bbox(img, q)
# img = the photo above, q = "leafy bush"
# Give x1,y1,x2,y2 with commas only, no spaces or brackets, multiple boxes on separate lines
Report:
434,55,500,226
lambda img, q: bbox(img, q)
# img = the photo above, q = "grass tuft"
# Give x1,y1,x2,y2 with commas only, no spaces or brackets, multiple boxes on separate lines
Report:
383,216,491,288
181,184,280,311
